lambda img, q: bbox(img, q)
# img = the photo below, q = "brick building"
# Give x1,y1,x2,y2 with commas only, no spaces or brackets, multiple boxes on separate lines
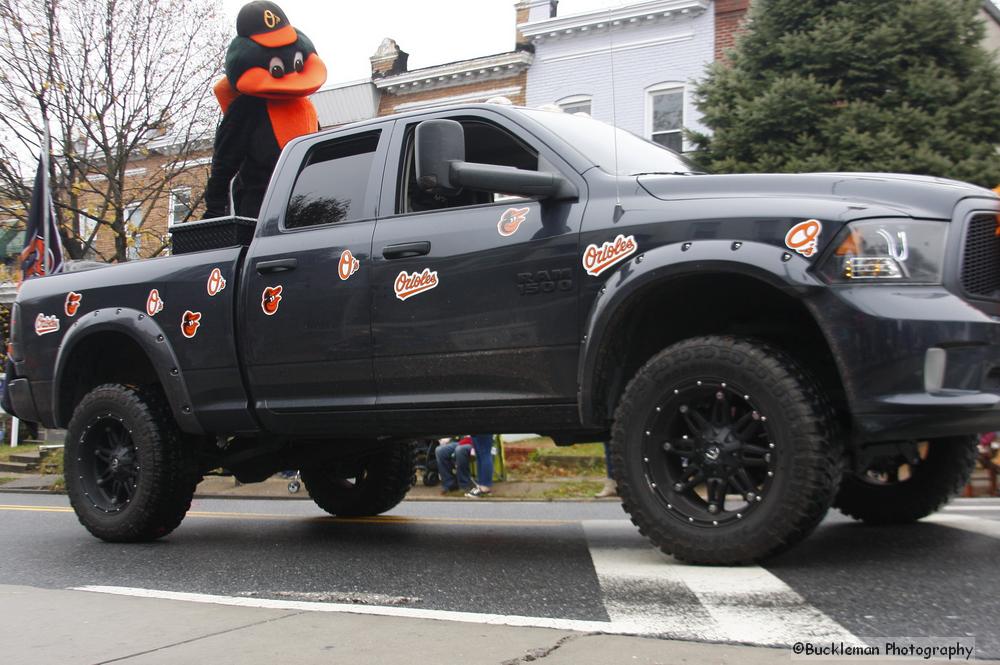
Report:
370,37,533,116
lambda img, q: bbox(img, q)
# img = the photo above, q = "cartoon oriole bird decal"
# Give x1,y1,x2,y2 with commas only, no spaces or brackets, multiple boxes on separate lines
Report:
203,1,327,220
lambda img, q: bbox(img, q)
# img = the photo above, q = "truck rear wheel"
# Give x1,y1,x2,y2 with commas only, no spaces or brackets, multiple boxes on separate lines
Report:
834,436,977,524
610,337,842,565
302,443,415,517
64,383,199,542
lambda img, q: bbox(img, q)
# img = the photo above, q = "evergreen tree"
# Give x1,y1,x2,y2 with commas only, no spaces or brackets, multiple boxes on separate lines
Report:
690,0,1000,187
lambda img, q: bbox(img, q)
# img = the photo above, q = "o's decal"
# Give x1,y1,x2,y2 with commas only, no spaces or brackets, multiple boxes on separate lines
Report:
785,219,823,257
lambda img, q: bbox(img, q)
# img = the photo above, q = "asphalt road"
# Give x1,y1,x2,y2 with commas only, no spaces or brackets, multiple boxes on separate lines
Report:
0,493,998,661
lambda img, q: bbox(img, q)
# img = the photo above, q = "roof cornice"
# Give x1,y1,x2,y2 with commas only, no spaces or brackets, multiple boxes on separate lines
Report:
984,0,1000,25
519,0,710,43
375,51,533,94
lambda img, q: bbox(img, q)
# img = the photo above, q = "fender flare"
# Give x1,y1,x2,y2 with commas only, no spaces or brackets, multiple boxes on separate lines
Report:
52,307,204,434
577,240,830,426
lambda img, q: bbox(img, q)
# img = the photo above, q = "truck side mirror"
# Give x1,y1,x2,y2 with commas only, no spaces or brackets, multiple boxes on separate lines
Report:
416,119,465,195
415,118,578,201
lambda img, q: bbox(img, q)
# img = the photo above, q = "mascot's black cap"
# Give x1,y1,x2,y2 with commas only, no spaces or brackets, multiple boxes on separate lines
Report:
237,1,297,48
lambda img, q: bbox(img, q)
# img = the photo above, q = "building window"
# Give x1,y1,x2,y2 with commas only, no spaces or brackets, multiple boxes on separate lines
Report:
125,202,142,260
170,187,192,225
77,212,97,240
646,84,685,152
556,95,592,116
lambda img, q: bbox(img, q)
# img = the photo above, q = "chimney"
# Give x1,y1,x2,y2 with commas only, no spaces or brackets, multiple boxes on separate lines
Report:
715,0,752,62
516,0,558,50
370,38,409,78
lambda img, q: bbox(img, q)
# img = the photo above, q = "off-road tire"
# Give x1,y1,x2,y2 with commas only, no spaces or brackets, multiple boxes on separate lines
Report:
302,443,415,517
834,436,977,524
64,383,200,542
610,337,842,565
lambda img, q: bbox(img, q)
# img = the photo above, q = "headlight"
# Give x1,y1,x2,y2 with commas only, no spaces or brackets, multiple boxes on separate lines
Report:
817,220,948,283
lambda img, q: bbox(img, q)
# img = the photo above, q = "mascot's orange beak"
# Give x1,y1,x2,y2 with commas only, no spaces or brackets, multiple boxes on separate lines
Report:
235,52,327,99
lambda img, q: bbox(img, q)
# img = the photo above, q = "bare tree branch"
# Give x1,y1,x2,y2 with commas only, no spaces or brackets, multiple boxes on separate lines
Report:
0,0,227,263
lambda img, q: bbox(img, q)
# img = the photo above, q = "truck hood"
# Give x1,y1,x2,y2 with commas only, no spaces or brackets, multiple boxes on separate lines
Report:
637,172,998,220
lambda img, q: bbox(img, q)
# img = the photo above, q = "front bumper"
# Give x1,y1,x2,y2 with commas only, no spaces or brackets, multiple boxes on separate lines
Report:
811,285,1000,442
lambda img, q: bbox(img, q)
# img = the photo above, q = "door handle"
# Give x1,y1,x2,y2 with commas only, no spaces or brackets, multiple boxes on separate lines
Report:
256,258,298,274
382,241,431,260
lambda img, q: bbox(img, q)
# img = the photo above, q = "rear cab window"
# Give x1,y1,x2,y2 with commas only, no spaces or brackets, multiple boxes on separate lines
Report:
284,130,382,230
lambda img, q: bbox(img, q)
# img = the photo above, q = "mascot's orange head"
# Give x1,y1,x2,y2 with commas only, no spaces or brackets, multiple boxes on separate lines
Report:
217,1,327,108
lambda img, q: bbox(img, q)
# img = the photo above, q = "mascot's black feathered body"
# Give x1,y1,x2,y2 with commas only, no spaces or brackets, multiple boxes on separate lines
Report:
204,1,327,219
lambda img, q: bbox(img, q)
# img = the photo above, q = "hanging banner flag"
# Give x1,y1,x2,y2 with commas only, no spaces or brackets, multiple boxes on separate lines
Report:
19,151,64,279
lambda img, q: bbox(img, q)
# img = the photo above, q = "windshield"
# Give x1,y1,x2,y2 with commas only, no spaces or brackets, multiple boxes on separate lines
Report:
517,108,705,176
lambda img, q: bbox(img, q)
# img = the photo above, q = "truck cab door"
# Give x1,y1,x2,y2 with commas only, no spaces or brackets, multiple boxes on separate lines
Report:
240,126,390,435
371,112,586,418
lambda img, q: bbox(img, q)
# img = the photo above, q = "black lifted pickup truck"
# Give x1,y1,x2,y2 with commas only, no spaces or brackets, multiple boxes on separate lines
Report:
7,104,1000,563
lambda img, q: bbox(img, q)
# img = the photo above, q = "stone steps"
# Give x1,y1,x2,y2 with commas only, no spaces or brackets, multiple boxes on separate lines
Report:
9,452,41,465
0,461,32,473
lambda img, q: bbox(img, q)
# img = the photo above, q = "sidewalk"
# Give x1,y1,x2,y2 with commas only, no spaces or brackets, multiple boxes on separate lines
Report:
0,584,810,665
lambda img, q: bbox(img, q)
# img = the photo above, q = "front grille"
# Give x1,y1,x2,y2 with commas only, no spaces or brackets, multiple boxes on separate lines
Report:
961,213,1000,299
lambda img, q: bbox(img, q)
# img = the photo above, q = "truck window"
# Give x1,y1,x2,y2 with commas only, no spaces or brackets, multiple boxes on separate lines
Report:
398,120,538,214
284,130,381,230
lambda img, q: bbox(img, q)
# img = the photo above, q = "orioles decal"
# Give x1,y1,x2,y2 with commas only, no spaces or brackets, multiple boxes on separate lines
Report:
262,285,283,315
34,313,60,336
181,310,202,338
64,292,82,317
394,269,438,301
785,219,823,258
146,289,165,317
498,207,529,237
338,249,360,281
582,234,638,277
207,268,227,296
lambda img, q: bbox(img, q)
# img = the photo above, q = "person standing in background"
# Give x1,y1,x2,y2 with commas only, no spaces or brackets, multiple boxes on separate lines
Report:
465,434,495,498
595,442,617,498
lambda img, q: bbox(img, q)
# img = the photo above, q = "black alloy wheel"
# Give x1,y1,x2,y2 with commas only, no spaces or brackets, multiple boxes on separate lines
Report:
302,442,415,517
65,383,199,542
77,414,141,513
644,379,776,528
611,336,842,564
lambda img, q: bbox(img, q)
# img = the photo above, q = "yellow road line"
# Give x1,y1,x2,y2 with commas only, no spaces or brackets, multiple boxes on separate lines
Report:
0,504,575,527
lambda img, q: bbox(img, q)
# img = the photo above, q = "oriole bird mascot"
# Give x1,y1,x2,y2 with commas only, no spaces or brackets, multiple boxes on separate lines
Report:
203,1,327,219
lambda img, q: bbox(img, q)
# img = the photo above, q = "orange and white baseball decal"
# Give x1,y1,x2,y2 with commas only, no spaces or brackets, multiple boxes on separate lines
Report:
785,219,823,257
34,313,59,336
146,289,165,317
64,292,82,317
206,268,227,296
498,207,529,237
394,268,438,301
338,249,360,281
582,234,638,277
181,310,202,338
261,285,283,315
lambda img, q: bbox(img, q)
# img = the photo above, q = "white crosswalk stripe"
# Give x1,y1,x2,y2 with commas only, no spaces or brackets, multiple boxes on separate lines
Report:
582,520,858,647
924,513,1000,539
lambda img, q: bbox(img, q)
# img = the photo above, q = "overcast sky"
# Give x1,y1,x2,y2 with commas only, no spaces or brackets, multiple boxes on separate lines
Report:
220,0,630,85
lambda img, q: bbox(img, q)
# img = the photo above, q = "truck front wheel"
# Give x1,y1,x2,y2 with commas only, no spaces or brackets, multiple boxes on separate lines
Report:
302,443,415,517
64,383,199,542
834,436,977,524
610,337,842,564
